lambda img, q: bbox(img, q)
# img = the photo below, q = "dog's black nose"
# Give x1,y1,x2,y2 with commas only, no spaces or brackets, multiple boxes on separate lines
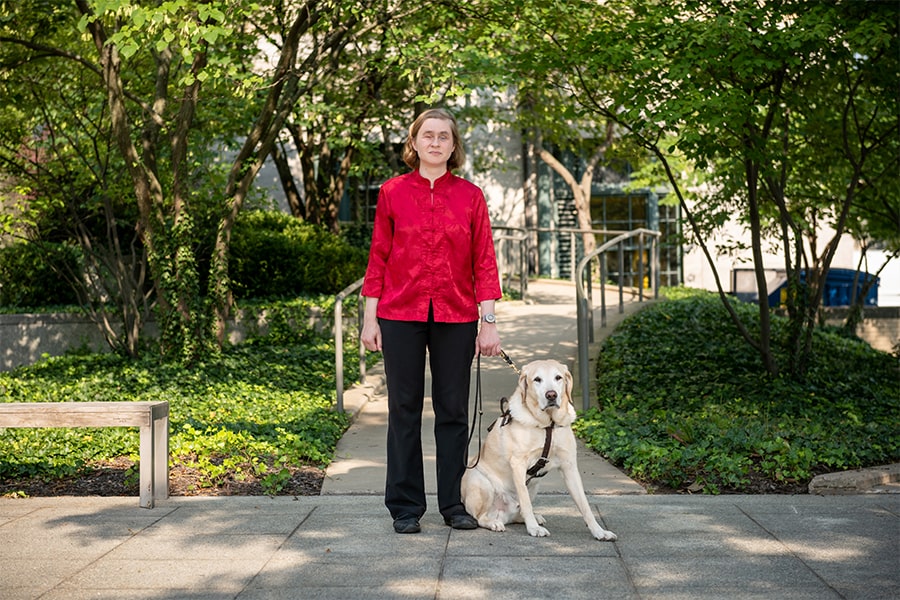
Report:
545,390,558,406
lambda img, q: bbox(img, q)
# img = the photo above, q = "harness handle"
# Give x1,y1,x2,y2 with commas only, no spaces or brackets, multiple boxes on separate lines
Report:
526,425,554,483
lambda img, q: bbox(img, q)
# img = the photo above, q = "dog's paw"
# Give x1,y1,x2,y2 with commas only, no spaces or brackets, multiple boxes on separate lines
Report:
527,524,550,537
535,513,546,525
590,525,617,542
486,521,507,532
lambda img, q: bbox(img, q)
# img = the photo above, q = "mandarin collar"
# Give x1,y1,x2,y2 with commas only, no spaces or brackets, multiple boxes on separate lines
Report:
412,169,454,187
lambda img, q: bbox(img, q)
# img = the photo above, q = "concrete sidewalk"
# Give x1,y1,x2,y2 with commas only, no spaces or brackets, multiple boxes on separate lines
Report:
1,279,898,599
2,494,897,599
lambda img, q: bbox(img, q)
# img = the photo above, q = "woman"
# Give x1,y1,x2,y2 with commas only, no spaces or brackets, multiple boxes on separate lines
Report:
361,108,502,534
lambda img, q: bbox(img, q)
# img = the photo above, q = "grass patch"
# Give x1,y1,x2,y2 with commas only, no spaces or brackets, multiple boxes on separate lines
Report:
575,288,899,494
0,327,355,496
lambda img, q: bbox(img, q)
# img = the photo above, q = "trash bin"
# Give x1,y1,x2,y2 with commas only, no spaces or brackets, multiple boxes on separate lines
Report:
820,268,879,307
768,268,879,307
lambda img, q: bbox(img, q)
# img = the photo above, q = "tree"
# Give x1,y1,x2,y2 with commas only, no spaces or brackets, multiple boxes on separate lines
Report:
1,0,467,360
491,0,898,377
271,6,431,232
456,1,633,258
520,91,619,257
840,149,900,333
0,0,155,356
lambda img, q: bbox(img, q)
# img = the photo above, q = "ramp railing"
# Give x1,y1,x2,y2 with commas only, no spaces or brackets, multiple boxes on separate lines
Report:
575,229,660,411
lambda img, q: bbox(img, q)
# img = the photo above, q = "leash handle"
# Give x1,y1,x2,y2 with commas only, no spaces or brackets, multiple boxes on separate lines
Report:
466,354,484,469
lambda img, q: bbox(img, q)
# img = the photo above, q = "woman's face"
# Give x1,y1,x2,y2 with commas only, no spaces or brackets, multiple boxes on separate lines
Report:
412,118,454,170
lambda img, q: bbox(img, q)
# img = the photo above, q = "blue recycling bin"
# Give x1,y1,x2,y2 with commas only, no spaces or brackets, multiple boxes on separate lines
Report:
771,269,879,307
820,268,879,307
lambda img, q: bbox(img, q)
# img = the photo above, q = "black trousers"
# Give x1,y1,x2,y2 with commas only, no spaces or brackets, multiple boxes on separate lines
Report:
379,311,477,521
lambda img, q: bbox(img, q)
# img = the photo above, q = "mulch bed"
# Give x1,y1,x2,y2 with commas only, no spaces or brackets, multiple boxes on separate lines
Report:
1,458,814,498
0,457,325,498
643,469,812,495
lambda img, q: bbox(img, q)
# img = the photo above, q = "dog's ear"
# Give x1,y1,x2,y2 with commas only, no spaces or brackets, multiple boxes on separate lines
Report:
508,364,530,405
563,367,574,406
516,369,529,398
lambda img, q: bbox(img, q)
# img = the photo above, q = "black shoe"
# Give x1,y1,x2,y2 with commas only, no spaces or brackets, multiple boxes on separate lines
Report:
444,513,478,530
393,517,421,534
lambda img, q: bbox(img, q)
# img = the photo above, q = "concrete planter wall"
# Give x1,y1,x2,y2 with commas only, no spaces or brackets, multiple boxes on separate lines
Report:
1,306,330,372
820,306,900,354
2,305,894,373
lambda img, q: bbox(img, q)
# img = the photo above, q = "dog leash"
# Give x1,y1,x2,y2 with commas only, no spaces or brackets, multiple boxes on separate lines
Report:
466,355,485,469
499,349,520,375
467,349,521,470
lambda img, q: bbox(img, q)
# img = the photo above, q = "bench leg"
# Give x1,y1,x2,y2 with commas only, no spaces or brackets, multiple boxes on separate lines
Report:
153,412,169,502
138,413,170,509
139,424,153,508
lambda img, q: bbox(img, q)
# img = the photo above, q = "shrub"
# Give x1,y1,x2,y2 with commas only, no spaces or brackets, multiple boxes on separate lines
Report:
0,242,81,308
338,221,373,251
229,211,368,299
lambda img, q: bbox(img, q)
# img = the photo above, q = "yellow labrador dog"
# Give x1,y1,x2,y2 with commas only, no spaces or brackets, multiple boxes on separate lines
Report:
461,359,617,541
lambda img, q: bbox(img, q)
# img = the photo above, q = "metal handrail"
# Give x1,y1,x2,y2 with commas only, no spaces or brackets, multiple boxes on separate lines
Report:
494,232,529,300
493,225,632,282
334,277,365,412
575,228,660,412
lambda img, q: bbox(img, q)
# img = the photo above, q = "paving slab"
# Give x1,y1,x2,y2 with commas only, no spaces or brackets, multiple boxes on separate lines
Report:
0,495,897,600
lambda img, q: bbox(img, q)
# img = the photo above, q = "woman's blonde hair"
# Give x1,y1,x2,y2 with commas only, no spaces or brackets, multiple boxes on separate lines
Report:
402,108,466,171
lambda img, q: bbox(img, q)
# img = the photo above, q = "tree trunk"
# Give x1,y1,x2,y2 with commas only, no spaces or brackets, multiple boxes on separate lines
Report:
271,139,306,219
745,157,778,376
210,8,317,345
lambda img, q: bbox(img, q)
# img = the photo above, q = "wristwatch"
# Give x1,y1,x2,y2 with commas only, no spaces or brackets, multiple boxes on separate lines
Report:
482,313,496,324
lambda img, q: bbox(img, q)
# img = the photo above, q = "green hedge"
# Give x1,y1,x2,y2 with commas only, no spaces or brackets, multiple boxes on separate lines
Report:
0,212,367,310
229,211,368,299
0,242,81,308
575,289,900,494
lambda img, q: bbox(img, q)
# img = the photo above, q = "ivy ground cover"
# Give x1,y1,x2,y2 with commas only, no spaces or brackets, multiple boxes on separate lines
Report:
0,337,350,496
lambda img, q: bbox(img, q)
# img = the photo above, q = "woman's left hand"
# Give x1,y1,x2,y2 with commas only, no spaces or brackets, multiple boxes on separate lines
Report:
476,324,501,357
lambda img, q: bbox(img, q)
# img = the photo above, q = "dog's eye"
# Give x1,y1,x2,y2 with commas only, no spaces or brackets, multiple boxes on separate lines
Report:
533,377,542,383
555,375,563,381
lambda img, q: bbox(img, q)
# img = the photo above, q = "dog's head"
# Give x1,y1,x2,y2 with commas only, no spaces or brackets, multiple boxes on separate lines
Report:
515,359,574,420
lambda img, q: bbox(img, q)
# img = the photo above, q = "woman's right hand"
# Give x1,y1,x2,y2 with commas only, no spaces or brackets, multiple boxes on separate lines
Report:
360,296,382,352
360,319,382,352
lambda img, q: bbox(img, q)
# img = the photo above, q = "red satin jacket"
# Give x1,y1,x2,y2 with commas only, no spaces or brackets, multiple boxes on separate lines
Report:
361,170,501,323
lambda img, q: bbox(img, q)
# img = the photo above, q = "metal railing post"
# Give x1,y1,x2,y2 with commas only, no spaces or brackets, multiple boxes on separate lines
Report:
638,233,645,302
334,277,365,413
358,294,366,385
600,252,607,328
576,291,592,412
618,243,625,313
654,236,661,298
335,301,344,412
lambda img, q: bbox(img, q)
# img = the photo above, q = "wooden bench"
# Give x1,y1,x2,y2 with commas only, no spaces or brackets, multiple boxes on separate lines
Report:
0,401,169,508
